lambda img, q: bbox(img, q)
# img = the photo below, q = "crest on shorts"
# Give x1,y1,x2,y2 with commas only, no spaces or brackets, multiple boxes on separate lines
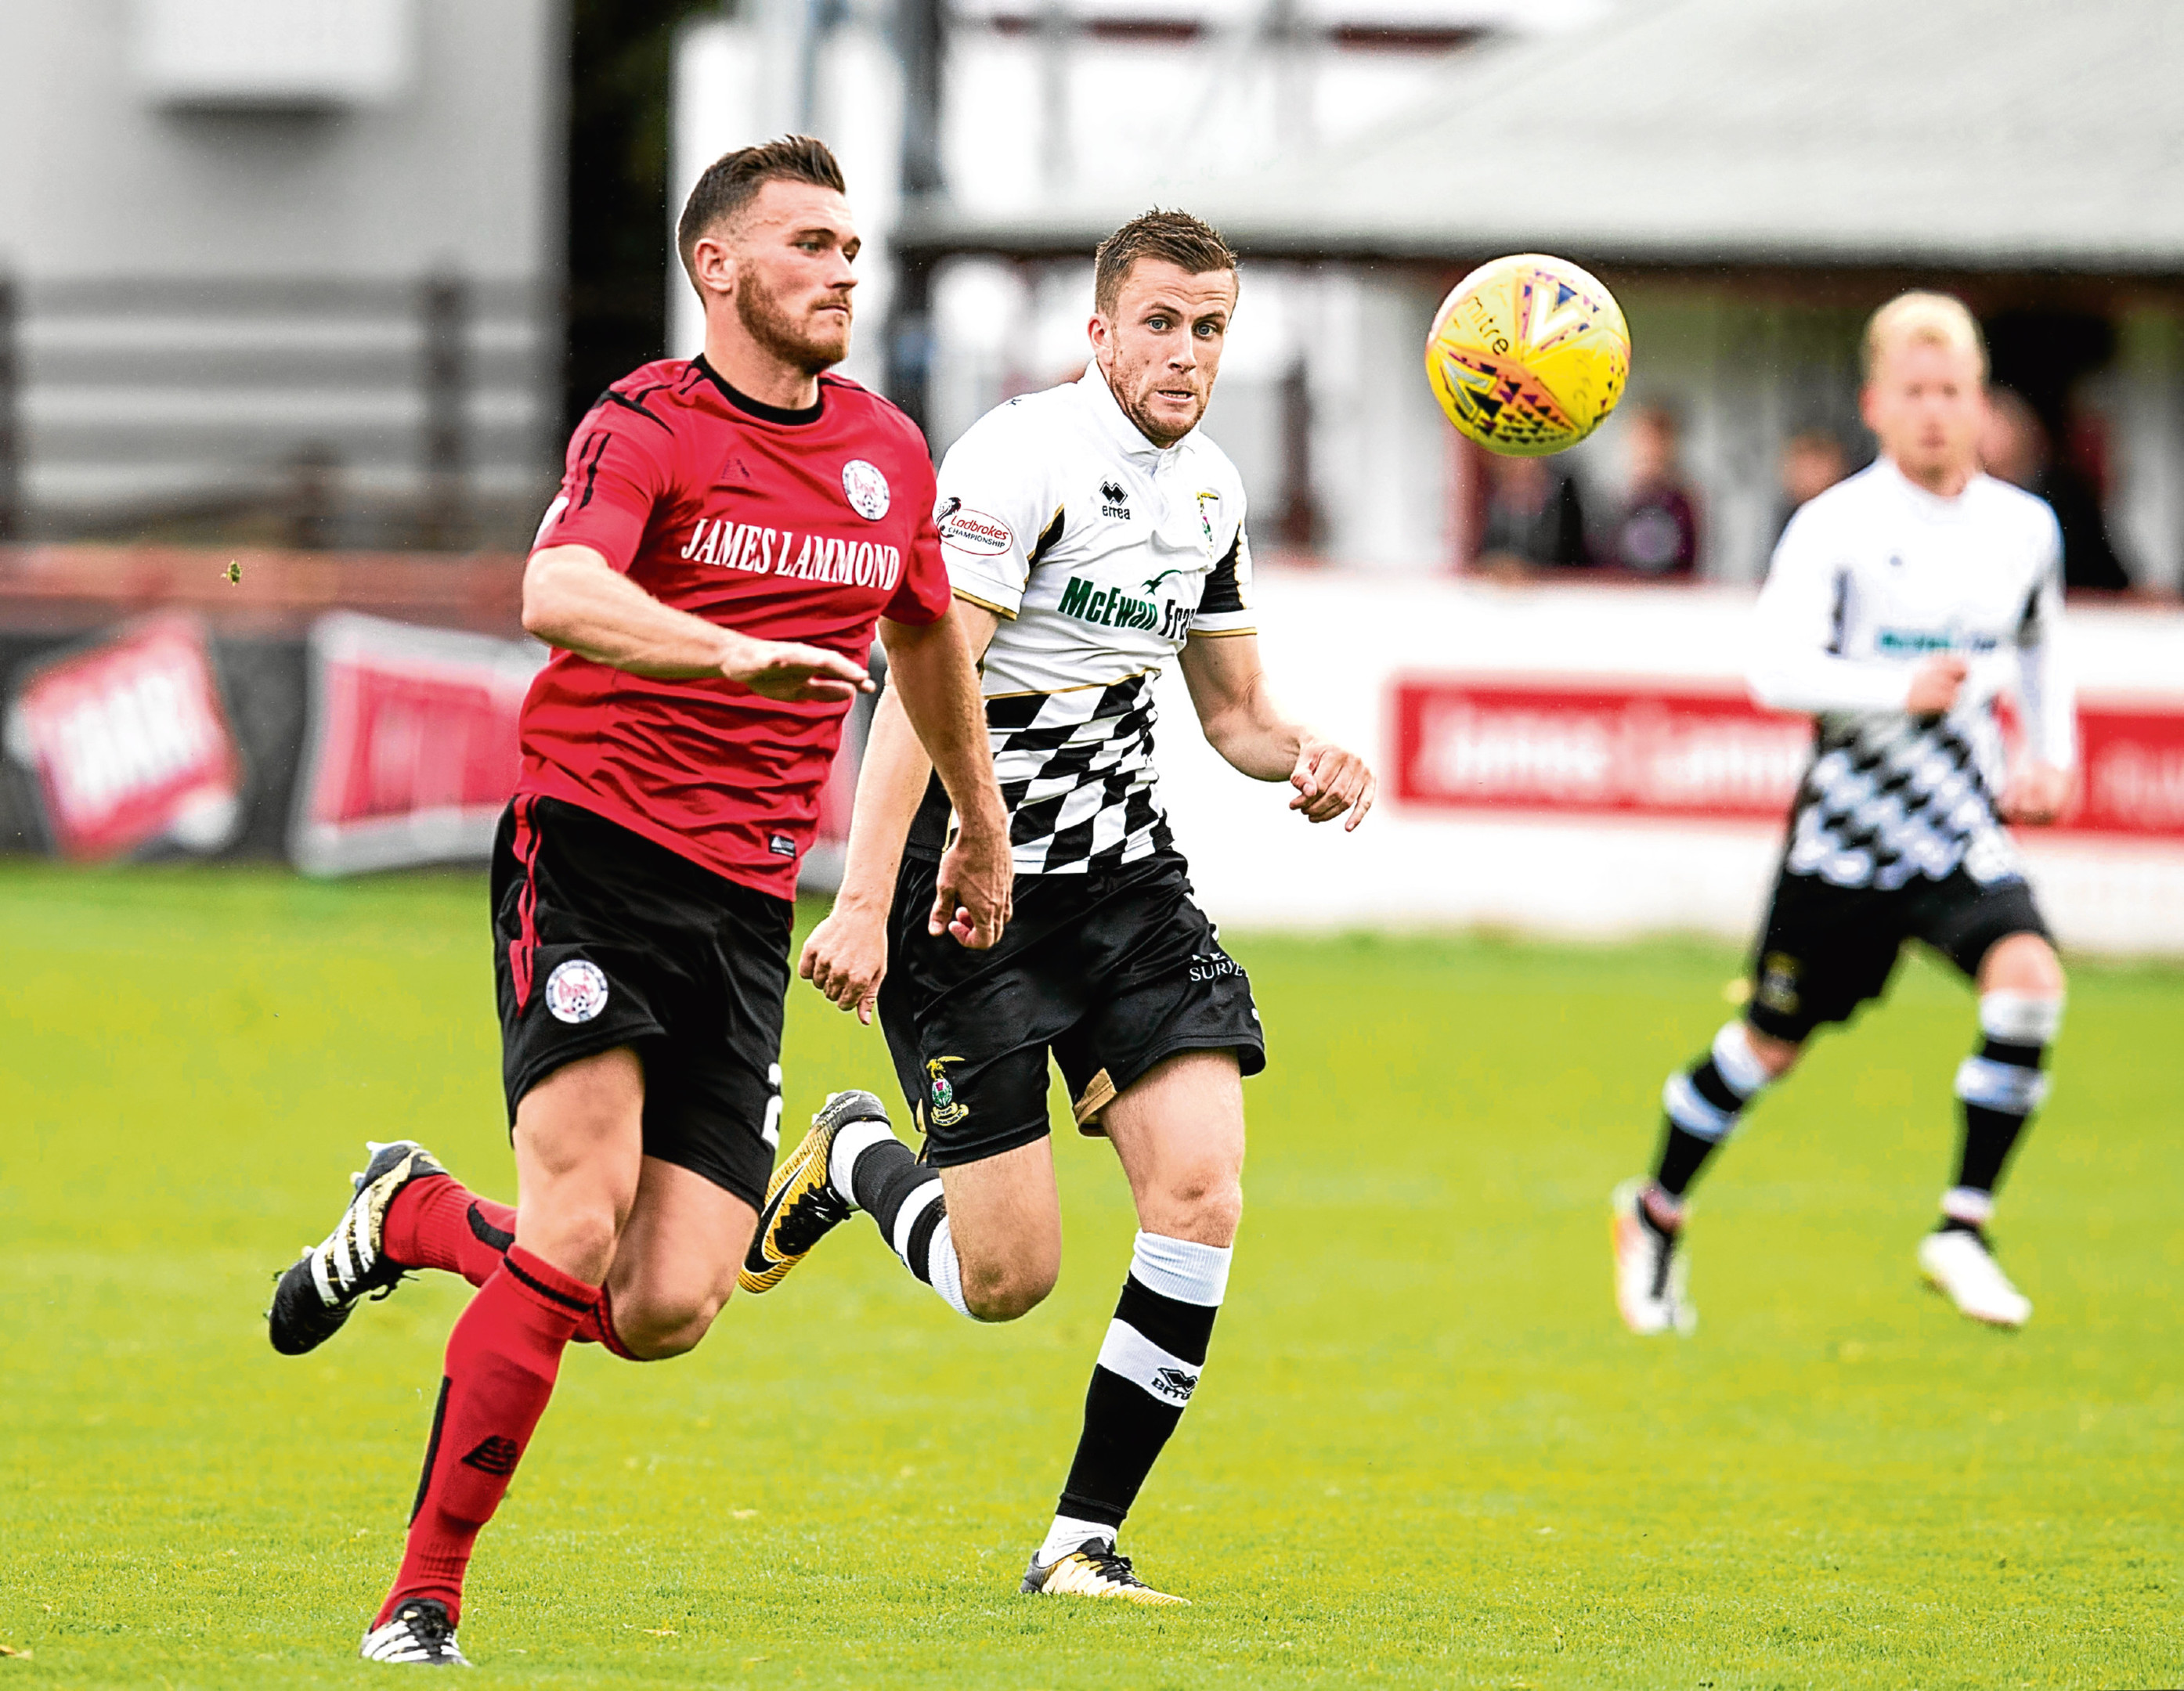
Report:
925,1055,969,1128
544,958,610,1024
842,459,891,521
1755,951,1800,1016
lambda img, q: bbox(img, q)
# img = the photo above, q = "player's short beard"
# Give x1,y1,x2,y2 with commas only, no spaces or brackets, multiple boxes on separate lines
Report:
736,279,849,377
1112,362,1205,449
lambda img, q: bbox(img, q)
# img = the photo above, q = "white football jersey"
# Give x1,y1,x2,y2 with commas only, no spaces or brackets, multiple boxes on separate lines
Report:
1750,458,2075,892
908,365,1255,874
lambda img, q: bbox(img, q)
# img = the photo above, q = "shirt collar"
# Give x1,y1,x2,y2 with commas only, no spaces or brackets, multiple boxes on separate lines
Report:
1878,453,1981,518
1079,362,1189,468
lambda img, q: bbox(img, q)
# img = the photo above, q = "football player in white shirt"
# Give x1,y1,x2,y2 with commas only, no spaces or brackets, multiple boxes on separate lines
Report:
742,211,1374,1603
1613,292,2075,1336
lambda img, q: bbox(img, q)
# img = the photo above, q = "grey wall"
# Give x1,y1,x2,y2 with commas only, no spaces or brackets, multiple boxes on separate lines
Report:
0,0,566,541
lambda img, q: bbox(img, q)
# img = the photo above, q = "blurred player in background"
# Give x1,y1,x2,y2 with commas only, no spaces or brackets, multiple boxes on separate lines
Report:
263,138,1011,1665
741,211,1375,1604
1612,291,2075,1337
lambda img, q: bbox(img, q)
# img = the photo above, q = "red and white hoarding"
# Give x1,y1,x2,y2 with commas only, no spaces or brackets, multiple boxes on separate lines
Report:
4,615,243,860
1392,676,2184,840
1148,572,2184,955
291,613,545,875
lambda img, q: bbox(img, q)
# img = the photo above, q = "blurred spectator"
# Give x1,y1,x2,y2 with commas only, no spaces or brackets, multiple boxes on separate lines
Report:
1604,406,1698,579
1475,453,1587,579
1773,428,1850,543
1980,387,2132,592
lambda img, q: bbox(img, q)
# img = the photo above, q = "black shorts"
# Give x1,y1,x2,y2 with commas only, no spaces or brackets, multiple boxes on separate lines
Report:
491,795,791,1210
876,850,1266,1168
1745,863,2052,1044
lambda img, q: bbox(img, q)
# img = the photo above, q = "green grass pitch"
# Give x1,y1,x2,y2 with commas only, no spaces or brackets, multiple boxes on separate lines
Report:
1,863,2178,1689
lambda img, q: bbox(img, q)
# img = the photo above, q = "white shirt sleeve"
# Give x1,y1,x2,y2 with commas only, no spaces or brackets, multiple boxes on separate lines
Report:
2016,505,2078,769
931,407,1060,619
1746,505,1915,715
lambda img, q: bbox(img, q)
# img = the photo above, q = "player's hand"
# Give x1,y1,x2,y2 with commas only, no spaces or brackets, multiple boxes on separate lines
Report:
1288,737,1377,830
933,815,1013,950
800,904,889,1025
1905,654,1969,716
724,639,875,704
2002,762,2074,826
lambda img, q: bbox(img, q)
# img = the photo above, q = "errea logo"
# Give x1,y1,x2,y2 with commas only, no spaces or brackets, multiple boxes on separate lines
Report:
1099,480,1131,520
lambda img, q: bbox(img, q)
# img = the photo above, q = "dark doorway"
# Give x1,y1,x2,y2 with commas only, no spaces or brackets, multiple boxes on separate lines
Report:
1982,308,2132,591
565,0,725,434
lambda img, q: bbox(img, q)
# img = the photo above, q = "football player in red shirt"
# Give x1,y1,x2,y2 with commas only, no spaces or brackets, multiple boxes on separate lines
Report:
265,138,1010,1666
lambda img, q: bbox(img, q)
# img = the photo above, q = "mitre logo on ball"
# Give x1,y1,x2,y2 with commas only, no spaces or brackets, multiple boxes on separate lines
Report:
1426,253,1630,456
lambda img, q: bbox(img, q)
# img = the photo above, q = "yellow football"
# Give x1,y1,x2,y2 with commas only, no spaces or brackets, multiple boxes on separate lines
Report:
1424,254,1630,456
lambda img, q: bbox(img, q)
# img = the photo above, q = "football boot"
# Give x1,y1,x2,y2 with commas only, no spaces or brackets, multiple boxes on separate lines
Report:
267,1140,446,1356
1919,1227,2031,1328
1611,1178,1697,1336
738,1091,891,1294
359,1597,471,1667
1020,1539,1187,1606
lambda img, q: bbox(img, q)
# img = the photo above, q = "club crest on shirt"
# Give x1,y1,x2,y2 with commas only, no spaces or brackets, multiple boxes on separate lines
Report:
1195,489,1220,556
842,458,891,521
544,958,610,1024
925,1055,969,1127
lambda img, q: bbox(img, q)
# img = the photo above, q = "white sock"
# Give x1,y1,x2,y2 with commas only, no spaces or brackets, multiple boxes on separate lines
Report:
827,1117,894,1202
1038,1513,1115,1567
926,1214,971,1318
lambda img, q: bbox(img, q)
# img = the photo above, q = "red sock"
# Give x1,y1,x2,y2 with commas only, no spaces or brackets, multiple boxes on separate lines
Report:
572,1282,640,1358
383,1177,634,1353
374,1246,594,1628
383,1176,517,1289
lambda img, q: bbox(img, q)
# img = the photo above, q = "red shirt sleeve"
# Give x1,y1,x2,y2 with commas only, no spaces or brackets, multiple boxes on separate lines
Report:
882,453,952,626
530,408,677,573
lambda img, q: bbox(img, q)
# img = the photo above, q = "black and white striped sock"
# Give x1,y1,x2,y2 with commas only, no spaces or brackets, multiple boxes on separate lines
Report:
827,1121,969,1317
1038,1231,1229,1565
1652,1019,1775,1210
1943,991,2063,1233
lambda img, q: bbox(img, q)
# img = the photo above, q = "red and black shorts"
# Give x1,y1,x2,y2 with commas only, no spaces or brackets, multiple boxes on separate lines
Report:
1745,862,2051,1045
491,795,790,1210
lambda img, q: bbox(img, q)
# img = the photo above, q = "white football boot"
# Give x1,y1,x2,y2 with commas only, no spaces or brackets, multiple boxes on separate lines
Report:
1611,1180,1696,1336
1918,1228,2032,1328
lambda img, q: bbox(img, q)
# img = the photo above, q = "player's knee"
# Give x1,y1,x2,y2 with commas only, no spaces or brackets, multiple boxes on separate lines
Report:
1981,932,2066,999
517,1202,623,1287
1157,1166,1244,1247
613,1288,726,1359
960,1255,1056,1322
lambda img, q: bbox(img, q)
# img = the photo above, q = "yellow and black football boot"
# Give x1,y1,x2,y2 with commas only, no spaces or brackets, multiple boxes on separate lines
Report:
738,1091,890,1294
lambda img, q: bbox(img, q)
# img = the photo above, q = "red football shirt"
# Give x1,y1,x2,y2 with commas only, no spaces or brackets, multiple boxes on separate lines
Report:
522,356,951,897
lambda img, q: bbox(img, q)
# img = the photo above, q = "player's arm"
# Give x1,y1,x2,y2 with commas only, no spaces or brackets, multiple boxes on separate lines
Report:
2004,523,2078,824
1177,631,1374,829
1745,517,1964,717
522,544,872,702
801,598,1008,1021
